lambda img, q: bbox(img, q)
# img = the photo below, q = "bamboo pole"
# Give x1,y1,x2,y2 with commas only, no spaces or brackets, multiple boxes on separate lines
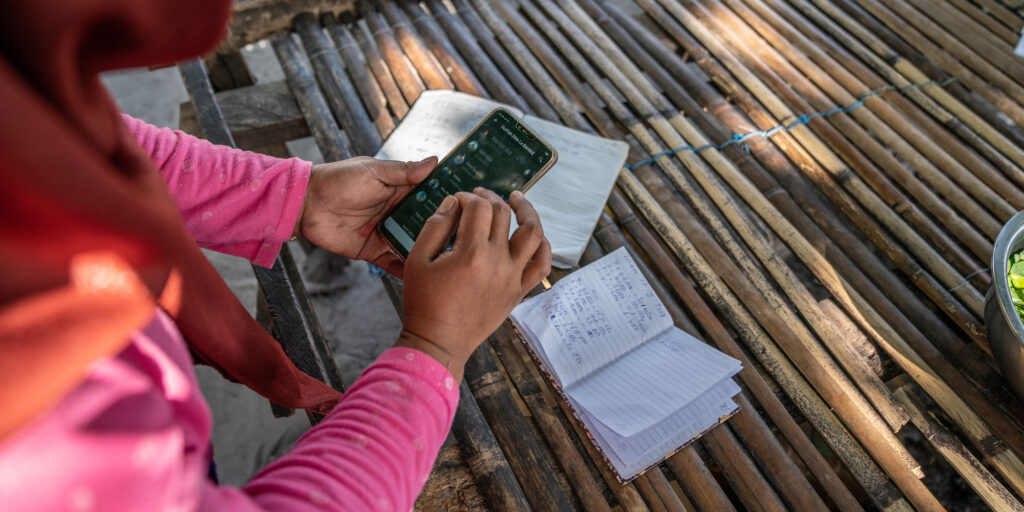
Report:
918,0,1015,51
377,0,454,91
824,0,1024,153
695,0,1005,251
892,381,1024,512
591,215,797,512
838,0,1024,128
294,13,382,156
522,3,947,508
731,0,1024,218
640,0,985,317
400,1,487,96
653,0,1024,493
590,0,1009,423
875,0,1024,90
359,2,426,104
349,12,410,119
619,0,989,346
454,1,865,507
420,0,533,111
945,0,1019,44
322,13,397,138
781,0,1024,192
271,34,351,161
444,0,561,120
487,3,913,507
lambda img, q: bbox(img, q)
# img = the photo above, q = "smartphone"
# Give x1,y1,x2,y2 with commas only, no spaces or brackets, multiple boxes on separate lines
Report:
378,108,558,259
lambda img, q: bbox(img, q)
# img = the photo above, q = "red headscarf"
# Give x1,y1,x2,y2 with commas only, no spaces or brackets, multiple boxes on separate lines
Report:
0,0,342,441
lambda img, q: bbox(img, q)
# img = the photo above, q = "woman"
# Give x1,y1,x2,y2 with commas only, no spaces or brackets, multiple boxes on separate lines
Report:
0,0,551,510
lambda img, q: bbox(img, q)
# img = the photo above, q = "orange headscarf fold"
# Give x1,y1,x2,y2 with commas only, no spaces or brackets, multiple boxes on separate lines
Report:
0,0,342,441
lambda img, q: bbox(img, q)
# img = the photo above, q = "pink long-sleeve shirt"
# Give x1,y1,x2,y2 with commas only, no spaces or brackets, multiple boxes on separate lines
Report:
0,116,459,511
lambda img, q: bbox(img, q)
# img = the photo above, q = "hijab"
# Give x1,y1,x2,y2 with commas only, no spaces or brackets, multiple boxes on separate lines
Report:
0,0,342,441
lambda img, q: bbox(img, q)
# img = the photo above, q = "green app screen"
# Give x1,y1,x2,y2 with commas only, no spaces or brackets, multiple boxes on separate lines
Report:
382,109,554,255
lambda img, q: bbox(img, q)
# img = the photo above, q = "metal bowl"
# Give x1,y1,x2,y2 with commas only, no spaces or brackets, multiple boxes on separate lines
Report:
985,209,1024,399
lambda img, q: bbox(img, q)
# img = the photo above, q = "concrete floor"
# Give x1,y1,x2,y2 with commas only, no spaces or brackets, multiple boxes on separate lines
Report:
102,42,403,485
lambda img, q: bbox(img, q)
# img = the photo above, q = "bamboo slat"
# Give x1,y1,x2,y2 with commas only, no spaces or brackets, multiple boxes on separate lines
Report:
215,0,1024,507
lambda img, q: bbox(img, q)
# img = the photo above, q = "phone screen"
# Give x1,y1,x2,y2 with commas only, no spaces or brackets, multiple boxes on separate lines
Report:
380,108,556,257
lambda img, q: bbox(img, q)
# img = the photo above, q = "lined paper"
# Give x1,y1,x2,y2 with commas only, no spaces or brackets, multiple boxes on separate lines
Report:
566,328,742,436
375,90,627,268
514,248,672,386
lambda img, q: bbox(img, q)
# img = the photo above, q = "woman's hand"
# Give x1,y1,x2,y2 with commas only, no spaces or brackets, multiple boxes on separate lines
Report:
296,156,436,277
397,188,552,382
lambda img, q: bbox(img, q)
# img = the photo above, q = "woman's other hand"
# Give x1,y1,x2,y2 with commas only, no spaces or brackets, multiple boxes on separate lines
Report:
297,156,436,277
397,188,552,382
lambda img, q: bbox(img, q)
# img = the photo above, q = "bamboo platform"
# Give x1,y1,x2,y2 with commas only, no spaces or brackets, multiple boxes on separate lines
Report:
178,0,1024,509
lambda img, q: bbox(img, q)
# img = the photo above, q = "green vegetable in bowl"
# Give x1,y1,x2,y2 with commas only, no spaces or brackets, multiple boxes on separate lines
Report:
1009,250,1024,322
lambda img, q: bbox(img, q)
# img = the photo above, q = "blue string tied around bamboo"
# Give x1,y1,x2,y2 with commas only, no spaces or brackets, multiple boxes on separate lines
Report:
625,77,957,171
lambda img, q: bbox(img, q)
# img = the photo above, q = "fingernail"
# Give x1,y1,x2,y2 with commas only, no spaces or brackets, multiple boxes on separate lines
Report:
437,195,456,213
511,190,524,200
417,156,435,165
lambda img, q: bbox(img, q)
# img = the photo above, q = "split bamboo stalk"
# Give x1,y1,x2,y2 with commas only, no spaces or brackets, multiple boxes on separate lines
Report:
421,0,533,112
294,13,381,156
839,0,1024,128
486,3,913,508
916,0,1015,52
433,5,734,507
616,0,989,346
445,0,561,120
359,2,425,104
311,27,547,512
592,214,795,511
824,0,1024,153
663,0,1024,492
271,35,351,161
378,1,454,91
487,328,617,512
576,236,784,512
781,0,1024,193
591,0,1009,418
874,0,1024,90
643,0,986,316
731,0,1024,218
592,212,830,511
523,4,950,508
698,0,1007,249
322,14,397,138
455,1,866,507
400,1,487,96
462,345,579,511
945,0,1019,43
450,379,534,511
972,0,1024,32
610,171,910,511
891,381,1024,512
633,472,691,512
350,13,410,119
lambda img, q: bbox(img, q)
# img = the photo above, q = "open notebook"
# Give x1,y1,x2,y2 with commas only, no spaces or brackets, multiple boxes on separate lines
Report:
510,248,742,482
374,90,628,268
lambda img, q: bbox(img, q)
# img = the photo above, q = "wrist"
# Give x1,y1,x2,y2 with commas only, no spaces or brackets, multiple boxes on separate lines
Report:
395,329,467,383
294,164,318,239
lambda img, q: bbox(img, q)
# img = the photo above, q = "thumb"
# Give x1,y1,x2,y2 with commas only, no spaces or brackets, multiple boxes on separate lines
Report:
410,195,460,260
374,156,437,186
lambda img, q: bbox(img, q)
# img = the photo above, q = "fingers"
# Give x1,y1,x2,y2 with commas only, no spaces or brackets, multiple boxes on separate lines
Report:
373,156,437,186
521,238,552,293
453,191,493,249
508,191,545,266
474,187,512,242
410,195,460,260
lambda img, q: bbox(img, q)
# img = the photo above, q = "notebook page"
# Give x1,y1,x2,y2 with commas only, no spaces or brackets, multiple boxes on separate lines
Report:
374,90,521,162
566,326,742,436
516,116,627,268
514,248,672,387
580,392,739,481
588,380,741,459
